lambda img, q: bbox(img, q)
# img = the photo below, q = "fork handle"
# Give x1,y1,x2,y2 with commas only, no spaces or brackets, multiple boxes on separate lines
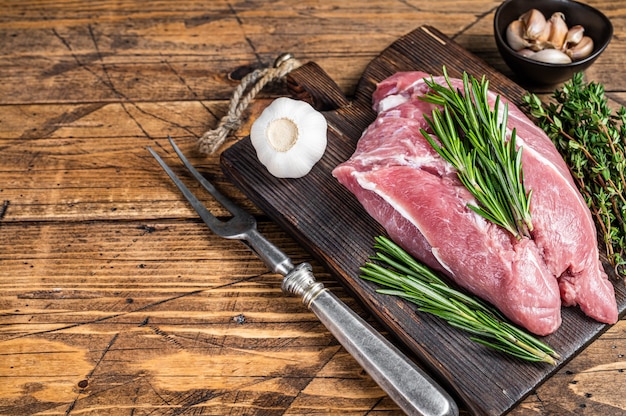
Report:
281,263,458,416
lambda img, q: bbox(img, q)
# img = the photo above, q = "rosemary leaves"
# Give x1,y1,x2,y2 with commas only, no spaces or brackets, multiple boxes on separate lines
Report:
420,69,533,239
524,72,626,277
361,236,559,364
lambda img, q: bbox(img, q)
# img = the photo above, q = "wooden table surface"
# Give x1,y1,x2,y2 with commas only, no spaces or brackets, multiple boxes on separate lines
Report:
1,1,625,415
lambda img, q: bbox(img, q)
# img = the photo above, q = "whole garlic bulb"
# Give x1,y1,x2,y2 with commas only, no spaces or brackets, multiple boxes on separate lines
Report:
250,97,328,178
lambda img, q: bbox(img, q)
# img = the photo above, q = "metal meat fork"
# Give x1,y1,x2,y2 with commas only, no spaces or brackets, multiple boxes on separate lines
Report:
147,137,458,416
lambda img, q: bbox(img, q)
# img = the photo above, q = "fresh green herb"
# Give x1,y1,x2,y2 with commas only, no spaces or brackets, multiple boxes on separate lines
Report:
361,236,559,364
420,68,533,239
523,72,626,277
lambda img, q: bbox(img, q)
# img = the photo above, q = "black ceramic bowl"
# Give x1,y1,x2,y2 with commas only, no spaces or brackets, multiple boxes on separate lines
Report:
494,0,612,85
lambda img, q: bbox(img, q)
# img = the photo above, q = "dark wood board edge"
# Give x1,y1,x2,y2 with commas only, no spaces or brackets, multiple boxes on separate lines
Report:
221,25,626,415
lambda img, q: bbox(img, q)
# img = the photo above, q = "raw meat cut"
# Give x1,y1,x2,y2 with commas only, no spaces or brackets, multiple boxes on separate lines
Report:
333,71,618,335
504,94,618,325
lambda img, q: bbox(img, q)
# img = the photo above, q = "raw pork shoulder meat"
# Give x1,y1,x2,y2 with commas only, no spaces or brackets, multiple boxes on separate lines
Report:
333,71,618,335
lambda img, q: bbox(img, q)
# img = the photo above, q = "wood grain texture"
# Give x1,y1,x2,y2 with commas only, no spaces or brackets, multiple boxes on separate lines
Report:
1,0,625,415
220,26,626,415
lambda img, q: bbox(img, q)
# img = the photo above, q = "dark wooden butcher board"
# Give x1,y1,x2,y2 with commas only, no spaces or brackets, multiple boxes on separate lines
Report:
221,26,626,415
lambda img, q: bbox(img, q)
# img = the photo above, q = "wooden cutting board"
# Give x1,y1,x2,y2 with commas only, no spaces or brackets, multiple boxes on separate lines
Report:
221,26,626,415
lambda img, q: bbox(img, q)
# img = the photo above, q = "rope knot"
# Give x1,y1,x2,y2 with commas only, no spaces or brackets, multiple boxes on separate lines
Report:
198,53,301,154
221,113,242,131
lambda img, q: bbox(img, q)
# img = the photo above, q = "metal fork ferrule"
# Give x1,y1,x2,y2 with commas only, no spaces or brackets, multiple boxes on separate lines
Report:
281,263,327,308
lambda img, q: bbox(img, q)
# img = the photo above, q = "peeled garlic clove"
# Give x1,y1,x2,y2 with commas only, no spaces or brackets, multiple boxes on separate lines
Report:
506,19,530,51
566,36,594,60
536,19,552,43
520,9,547,40
528,20,551,51
516,48,536,58
564,25,585,48
250,97,327,179
528,48,572,64
547,12,568,50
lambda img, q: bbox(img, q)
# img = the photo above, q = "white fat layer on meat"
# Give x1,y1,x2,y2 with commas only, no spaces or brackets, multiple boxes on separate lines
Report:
357,125,452,173
360,152,439,171
352,170,456,277
376,75,430,112
377,94,409,112
503,116,581,206
515,133,590,217
430,248,455,276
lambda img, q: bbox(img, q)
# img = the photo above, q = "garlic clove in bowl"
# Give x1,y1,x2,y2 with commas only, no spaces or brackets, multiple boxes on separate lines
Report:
494,0,613,85
527,48,572,64
250,97,328,179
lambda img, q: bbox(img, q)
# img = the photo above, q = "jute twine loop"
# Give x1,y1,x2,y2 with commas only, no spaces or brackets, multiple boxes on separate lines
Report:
197,53,302,154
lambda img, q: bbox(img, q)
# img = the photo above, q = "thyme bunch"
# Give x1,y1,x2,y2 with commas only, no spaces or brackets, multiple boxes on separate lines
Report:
524,72,626,277
360,236,559,364
420,69,533,239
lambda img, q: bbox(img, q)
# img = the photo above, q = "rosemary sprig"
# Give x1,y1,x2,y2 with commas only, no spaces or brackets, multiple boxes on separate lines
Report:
523,72,626,277
361,236,559,365
420,68,533,239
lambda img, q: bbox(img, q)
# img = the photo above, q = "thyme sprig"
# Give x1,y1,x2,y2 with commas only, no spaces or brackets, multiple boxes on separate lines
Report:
361,236,559,365
523,72,626,277
420,68,533,239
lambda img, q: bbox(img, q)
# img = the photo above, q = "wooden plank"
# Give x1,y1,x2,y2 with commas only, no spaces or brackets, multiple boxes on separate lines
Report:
0,0,471,105
2,0,625,106
0,219,405,414
0,99,264,221
2,1,625,414
221,26,626,415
